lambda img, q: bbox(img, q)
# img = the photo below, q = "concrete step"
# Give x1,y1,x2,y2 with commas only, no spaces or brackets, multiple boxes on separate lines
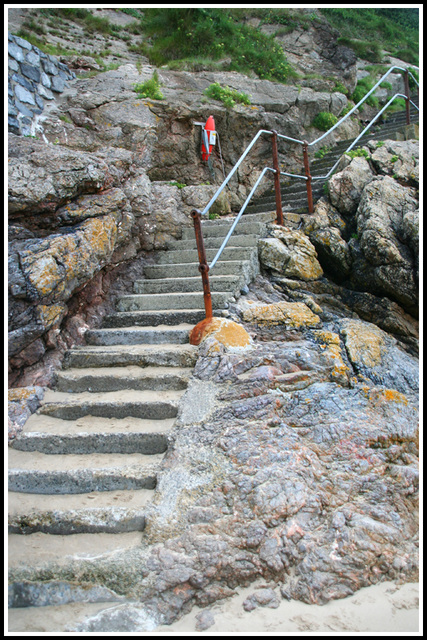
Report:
144,259,255,279
103,309,207,328
181,220,266,239
38,388,184,421
135,275,244,295
166,233,259,251
10,423,171,455
56,365,192,393
8,449,163,494
85,324,194,346
117,291,231,312
155,246,257,265
63,343,198,369
8,488,152,534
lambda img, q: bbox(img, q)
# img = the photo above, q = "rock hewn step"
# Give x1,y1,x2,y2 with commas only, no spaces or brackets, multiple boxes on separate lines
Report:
63,343,198,369
143,260,256,279
155,246,257,265
10,427,170,455
134,275,245,295
55,365,191,393
8,488,152,534
38,388,184,420
85,324,194,346
167,233,259,251
8,449,163,494
103,309,207,328
117,291,231,312
181,220,266,239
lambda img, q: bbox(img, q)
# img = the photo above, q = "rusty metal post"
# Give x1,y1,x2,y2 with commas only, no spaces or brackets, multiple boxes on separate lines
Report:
404,69,411,125
271,130,284,225
191,209,213,319
302,141,314,214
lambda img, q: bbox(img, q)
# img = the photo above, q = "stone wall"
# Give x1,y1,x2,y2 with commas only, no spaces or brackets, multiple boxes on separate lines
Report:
8,32,76,136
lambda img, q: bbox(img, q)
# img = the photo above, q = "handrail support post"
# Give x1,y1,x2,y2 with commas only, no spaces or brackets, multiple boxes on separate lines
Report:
191,209,213,320
404,69,411,125
303,141,314,214
271,130,284,225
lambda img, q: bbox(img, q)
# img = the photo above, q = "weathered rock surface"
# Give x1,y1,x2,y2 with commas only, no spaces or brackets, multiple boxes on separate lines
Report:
302,140,419,317
10,278,418,627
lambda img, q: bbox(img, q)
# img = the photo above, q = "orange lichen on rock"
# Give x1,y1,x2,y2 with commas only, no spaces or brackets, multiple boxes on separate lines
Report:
241,300,321,328
368,387,409,406
189,317,252,348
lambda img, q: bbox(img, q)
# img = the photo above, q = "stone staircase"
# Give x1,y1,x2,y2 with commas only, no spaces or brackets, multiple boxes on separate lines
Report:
245,99,419,218
7,210,273,615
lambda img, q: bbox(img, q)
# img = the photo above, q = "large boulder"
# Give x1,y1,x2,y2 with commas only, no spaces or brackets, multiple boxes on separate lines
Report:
350,176,418,315
258,226,323,281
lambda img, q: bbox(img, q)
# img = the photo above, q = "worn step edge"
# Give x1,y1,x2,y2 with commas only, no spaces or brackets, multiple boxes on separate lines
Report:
8,451,162,494
63,343,198,369
85,324,194,346
10,430,170,455
8,489,152,534
134,275,245,295
117,291,232,312
103,309,207,328
56,366,192,393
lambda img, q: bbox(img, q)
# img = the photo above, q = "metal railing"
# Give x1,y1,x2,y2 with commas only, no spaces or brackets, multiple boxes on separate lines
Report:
191,65,419,320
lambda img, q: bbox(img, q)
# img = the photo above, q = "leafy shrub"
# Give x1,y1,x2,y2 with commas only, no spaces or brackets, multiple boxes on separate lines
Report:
345,148,369,159
204,83,251,108
351,78,379,110
314,146,330,159
312,112,338,131
133,71,163,100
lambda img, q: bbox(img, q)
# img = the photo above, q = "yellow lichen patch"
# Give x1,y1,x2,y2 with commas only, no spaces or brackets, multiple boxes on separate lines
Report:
312,330,341,346
242,301,320,329
190,317,252,348
368,388,409,406
36,303,66,328
341,319,385,368
8,387,39,402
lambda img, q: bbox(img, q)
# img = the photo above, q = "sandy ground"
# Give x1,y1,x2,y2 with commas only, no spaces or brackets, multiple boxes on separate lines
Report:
8,580,420,634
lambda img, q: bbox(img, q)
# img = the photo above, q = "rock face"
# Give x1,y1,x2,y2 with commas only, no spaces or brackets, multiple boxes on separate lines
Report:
8,32,76,136
302,140,419,317
10,276,417,627
7,32,359,386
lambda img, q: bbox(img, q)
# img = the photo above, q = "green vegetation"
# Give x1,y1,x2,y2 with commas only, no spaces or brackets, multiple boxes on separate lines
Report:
321,8,418,64
391,155,399,163
351,77,380,111
312,112,338,131
314,146,330,159
168,181,187,189
133,71,163,100
345,148,369,159
138,8,295,83
204,83,251,108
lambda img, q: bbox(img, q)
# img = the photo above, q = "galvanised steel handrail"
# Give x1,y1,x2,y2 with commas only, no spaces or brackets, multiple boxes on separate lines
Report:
191,65,420,321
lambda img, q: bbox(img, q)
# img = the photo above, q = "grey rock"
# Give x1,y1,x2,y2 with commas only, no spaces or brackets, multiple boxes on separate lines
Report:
40,71,51,88
195,610,215,631
12,73,34,91
38,84,54,100
8,116,20,134
51,75,66,93
14,84,36,106
42,58,59,75
25,50,40,66
20,62,41,83
243,588,280,611
15,99,35,118
13,36,32,50
8,57,19,72
8,100,17,116
8,42,24,62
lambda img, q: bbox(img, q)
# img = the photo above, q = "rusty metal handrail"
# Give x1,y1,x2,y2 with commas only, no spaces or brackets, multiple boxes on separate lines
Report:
193,64,420,319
